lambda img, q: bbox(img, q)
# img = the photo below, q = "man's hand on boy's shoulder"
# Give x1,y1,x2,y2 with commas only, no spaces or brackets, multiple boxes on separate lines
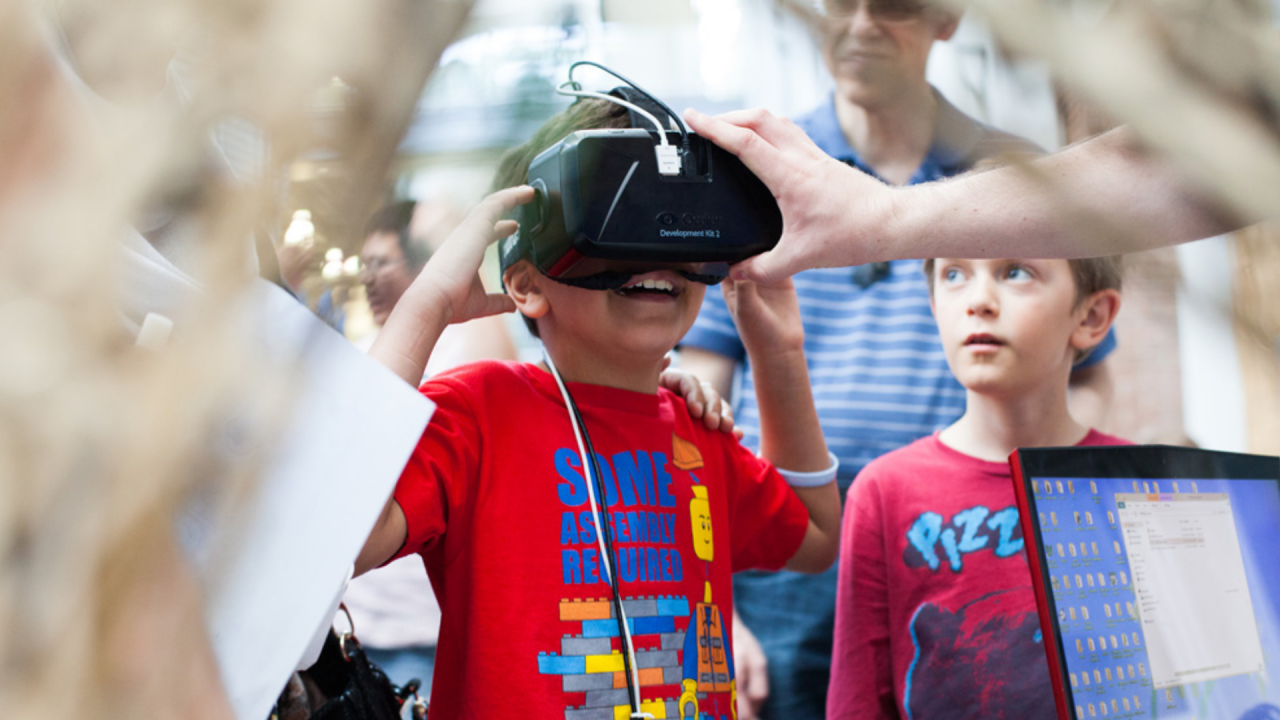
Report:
659,357,742,438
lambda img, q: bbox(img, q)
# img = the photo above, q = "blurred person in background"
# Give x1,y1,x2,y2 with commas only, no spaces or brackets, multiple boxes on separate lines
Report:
342,196,517,691
274,240,348,333
356,201,421,336
679,1,1117,717
355,198,517,363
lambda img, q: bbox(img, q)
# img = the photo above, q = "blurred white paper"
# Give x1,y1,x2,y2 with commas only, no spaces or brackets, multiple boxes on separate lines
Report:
198,282,434,720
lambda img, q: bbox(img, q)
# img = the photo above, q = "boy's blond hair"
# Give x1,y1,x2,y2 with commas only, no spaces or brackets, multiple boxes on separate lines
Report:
491,98,632,337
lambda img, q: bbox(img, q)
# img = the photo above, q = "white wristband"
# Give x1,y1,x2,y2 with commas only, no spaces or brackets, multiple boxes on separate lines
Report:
777,451,840,488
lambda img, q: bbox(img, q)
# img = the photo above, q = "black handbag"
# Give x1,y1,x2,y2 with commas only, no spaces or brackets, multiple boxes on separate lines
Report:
271,609,427,720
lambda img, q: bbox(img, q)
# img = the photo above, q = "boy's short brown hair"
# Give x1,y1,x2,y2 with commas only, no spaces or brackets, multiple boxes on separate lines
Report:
921,255,1124,361
491,99,632,338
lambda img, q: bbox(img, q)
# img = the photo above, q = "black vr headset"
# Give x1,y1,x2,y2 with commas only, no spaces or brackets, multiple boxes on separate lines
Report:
500,62,783,290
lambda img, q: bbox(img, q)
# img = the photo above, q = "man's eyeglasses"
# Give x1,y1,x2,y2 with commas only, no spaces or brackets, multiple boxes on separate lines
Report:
823,0,931,22
358,257,405,277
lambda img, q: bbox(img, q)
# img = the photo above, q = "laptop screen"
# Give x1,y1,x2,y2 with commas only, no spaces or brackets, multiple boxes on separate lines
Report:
1011,445,1280,720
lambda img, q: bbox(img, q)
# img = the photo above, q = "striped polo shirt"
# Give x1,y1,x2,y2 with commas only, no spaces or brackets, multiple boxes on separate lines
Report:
679,93,1115,486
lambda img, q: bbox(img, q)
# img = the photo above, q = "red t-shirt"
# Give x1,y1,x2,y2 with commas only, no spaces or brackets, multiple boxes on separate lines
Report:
828,430,1128,720
392,361,810,719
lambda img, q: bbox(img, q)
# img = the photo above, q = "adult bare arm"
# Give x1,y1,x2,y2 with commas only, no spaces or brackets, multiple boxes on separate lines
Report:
683,109,1239,284
894,127,1237,262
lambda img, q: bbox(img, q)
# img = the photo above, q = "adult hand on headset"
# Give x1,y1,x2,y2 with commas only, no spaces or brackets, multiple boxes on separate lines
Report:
684,108,892,285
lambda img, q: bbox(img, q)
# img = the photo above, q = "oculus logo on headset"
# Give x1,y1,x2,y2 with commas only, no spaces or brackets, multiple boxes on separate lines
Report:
658,211,726,240
657,212,723,228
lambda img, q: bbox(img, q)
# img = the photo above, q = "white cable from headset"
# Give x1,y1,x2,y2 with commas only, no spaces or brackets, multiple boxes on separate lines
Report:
543,351,648,716
556,84,672,146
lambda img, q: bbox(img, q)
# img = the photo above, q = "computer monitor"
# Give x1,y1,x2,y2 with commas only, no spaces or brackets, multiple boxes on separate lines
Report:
1011,445,1280,720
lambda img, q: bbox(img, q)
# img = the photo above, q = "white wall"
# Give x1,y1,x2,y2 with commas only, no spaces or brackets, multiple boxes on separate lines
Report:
1176,236,1248,452
927,13,1062,150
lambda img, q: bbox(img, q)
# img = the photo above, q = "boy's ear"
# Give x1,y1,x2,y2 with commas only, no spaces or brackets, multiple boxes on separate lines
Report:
503,260,550,320
1071,289,1121,354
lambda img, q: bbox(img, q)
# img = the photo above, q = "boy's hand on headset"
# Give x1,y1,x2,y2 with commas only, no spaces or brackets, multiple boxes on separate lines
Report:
417,185,534,325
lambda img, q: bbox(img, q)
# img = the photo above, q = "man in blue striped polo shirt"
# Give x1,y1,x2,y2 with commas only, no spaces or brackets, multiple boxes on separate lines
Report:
678,1,1116,718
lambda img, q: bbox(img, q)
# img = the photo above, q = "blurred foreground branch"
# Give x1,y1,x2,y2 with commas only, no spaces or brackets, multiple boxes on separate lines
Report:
0,0,469,717
957,0,1280,234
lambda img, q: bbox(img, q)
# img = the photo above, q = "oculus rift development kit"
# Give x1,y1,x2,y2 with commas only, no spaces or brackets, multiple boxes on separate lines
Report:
500,61,783,289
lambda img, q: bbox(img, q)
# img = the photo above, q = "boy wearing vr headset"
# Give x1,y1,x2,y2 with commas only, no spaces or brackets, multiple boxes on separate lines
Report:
355,96,840,720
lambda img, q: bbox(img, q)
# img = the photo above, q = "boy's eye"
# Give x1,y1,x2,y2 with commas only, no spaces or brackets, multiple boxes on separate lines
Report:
942,267,964,283
1005,265,1032,281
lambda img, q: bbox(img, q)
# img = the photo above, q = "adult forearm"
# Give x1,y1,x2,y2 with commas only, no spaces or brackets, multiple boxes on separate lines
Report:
885,128,1236,261
683,109,1238,282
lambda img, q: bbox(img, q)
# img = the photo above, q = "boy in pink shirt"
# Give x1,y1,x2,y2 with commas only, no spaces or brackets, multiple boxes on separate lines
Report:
828,255,1126,719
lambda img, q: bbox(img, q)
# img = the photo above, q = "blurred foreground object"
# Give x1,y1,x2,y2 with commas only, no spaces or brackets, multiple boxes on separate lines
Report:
0,0,469,718
703,0,1280,283
957,0,1280,230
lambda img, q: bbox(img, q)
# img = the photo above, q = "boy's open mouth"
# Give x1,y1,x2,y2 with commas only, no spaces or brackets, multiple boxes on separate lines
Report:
614,276,680,298
546,263,726,292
